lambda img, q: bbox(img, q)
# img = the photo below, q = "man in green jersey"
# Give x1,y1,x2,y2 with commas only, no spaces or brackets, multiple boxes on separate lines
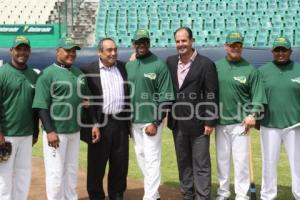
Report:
259,37,300,200
0,36,38,200
32,37,100,200
126,29,175,200
215,31,266,200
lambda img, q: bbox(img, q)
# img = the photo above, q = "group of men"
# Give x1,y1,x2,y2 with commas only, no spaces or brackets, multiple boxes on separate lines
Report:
0,27,299,200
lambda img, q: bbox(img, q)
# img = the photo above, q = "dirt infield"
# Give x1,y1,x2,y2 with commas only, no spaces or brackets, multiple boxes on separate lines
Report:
29,157,182,200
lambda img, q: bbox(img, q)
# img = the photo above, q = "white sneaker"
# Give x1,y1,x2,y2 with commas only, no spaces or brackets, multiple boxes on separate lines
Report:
215,196,229,200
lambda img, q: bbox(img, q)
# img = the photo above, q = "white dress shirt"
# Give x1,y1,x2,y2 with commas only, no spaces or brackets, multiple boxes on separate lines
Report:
99,59,125,114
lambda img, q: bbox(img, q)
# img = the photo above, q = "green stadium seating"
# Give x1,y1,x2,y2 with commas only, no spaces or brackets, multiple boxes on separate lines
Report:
94,0,300,47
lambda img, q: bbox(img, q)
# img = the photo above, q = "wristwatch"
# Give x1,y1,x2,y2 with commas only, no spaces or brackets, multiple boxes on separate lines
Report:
152,120,161,127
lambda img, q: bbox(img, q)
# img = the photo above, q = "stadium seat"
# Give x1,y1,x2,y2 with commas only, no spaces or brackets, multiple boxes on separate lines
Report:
203,18,214,31
215,17,226,30
194,35,205,47
238,1,247,11
171,20,181,30
244,35,256,47
237,17,249,29
226,18,237,30
217,2,227,11
198,4,207,12
182,18,192,28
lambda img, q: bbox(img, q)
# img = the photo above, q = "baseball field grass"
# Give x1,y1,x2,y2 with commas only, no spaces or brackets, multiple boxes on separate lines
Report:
32,128,294,199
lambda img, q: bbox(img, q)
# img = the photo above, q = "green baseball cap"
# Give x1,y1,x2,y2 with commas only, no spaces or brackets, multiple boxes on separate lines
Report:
225,31,243,44
272,37,291,49
133,29,150,41
57,37,81,50
12,35,30,48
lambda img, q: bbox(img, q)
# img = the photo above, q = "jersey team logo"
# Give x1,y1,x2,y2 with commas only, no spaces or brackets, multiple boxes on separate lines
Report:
144,73,157,80
291,77,300,84
233,76,246,84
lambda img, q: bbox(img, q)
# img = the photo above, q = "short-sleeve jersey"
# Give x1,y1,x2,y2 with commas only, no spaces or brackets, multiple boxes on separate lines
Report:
126,53,175,123
259,61,300,128
0,63,38,136
33,64,89,133
216,58,267,125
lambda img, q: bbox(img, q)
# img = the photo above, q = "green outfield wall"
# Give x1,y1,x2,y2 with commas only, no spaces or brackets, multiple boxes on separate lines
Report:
0,24,66,48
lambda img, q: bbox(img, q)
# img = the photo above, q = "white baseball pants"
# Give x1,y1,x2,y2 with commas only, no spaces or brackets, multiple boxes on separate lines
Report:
216,124,250,200
131,123,164,200
260,126,300,200
43,131,80,200
0,135,32,200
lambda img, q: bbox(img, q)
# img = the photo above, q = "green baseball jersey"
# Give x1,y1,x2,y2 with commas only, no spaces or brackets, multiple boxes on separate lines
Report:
216,58,267,125
32,64,89,133
0,63,38,136
259,61,300,128
126,53,175,123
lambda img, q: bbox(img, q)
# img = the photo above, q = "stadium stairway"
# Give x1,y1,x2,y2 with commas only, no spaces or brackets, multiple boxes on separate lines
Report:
47,0,98,47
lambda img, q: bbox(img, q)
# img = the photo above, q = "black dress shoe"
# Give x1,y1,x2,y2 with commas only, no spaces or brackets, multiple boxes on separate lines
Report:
110,193,123,200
